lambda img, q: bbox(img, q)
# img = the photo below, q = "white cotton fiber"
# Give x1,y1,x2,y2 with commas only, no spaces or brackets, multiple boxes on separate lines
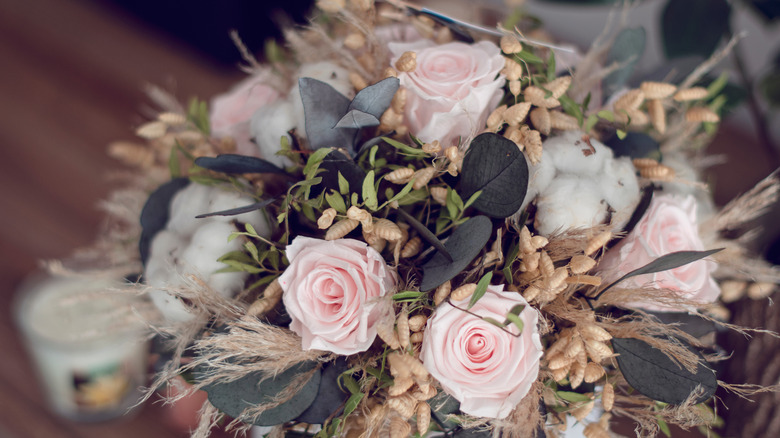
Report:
599,157,641,229
249,100,295,168
534,176,608,237
543,131,613,177
167,183,211,237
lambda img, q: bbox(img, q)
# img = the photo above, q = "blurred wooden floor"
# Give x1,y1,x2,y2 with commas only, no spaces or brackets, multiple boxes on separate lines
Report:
0,0,779,437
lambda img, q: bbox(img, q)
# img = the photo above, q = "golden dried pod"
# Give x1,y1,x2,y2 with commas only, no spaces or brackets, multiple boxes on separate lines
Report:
391,87,407,114
263,278,283,300
504,102,532,127
246,297,276,317
401,236,422,258
411,15,436,39
429,186,448,206
640,164,675,182
349,72,368,91
317,208,338,229
410,332,424,344
348,0,373,12
388,394,416,418
582,325,612,342
434,281,451,306
502,57,524,81
377,314,401,350
107,141,154,167
524,85,561,108
551,366,570,383
416,402,431,435
569,255,597,274
539,250,554,277
504,125,524,146
486,104,508,131
631,157,659,169
523,284,542,301
602,383,614,412
615,109,649,126
686,106,720,123
388,376,414,396
412,382,438,401
569,360,586,389
386,167,415,184
412,166,437,190
707,304,731,321
565,335,584,359
613,89,645,111
325,218,359,240
422,140,441,154
530,107,551,136
384,67,399,79
647,98,666,134
548,267,569,289
585,231,612,256
500,35,524,54
435,26,453,44
640,81,677,99
546,332,571,357
444,145,461,163
347,206,373,232
519,226,534,254
408,314,428,332
396,308,411,349
585,339,613,362
583,362,606,383
135,120,168,140
395,51,417,72
546,76,572,99
549,111,580,131
387,352,411,378
747,282,776,300
521,126,543,164
674,86,709,102
509,79,522,97
158,112,187,125
566,274,602,287
451,283,478,301
583,423,610,438
547,352,573,370
379,107,404,131
719,280,747,303
573,400,595,422
344,32,366,50
374,218,403,241
317,0,346,13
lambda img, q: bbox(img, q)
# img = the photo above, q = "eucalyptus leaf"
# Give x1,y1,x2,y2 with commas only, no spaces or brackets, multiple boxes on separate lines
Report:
195,199,274,219
314,151,366,196
647,312,717,339
661,0,731,59
299,78,355,151
420,216,493,291
201,361,321,426
395,208,452,263
334,110,380,130
460,133,528,218
612,337,717,404
194,154,286,175
138,178,190,265
295,358,350,424
348,77,400,119
603,27,646,98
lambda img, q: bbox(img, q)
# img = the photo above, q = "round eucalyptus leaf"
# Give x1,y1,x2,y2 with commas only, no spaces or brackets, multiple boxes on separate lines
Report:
295,358,351,424
420,216,493,291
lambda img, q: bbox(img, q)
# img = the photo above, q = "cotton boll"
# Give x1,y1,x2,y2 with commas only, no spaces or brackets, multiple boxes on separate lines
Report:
600,157,641,230
249,100,296,168
520,149,556,211
544,131,613,177
167,184,212,237
148,288,194,323
534,176,609,237
179,221,246,298
290,62,353,139
145,230,192,322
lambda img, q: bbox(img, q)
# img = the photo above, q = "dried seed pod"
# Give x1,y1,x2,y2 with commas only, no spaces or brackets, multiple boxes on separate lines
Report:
325,218,359,240
374,219,403,241
435,26,453,44
613,89,645,111
430,186,448,205
521,126,543,164
246,297,276,316
444,146,461,163
547,353,572,370
158,112,187,125
410,332,424,344
401,236,422,258
384,67,399,79
349,72,368,91
416,402,431,435
530,107,551,135
519,226,534,254
570,360,586,389
632,157,659,169
136,120,168,139
486,104,508,131
347,206,373,232
509,79,522,97
524,85,560,108
640,81,677,99
504,102,532,126
546,331,571,357
107,141,154,167
584,362,605,383
602,383,614,412
551,366,570,382
451,283,477,301
647,99,666,134
640,164,675,182
686,107,720,123
585,231,612,256
412,166,436,190
565,334,584,359
396,51,417,72
434,281,451,305
585,339,613,362
549,111,580,131
263,279,283,299
378,315,401,350
584,423,610,438
615,109,649,126
539,251,554,277
411,382,437,401
422,140,441,154
524,284,542,301
386,167,415,184
500,35,523,54
391,87,407,114
720,280,747,303
582,325,612,342
396,309,411,349
408,314,428,332
317,0,345,13
389,414,413,436
317,208,338,229
747,282,776,299
388,376,414,396
531,235,549,250
546,76,572,99
379,107,404,131
505,125,523,146
502,57,524,81
549,267,569,289
674,87,709,102
569,255,596,274
573,401,595,421
344,32,366,50
388,352,411,378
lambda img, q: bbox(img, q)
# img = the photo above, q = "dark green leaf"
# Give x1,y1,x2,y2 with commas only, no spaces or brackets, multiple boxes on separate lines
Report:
612,337,717,404
604,132,661,160
348,77,400,119
138,178,190,265
760,70,780,108
315,151,366,196
201,361,321,426
194,154,286,175
603,27,646,98
661,0,731,59
395,208,452,263
467,272,493,309
460,133,529,218
620,185,654,237
299,78,355,151
296,359,350,424
647,312,717,339
334,110,380,129
559,95,584,127
746,0,780,22
420,216,493,291
195,199,273,219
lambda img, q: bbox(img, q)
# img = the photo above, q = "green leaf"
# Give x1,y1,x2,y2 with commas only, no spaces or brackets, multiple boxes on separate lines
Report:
245,223,258,236
584,114,599,133
706,72,729,97
559,95,584,127
168,146,181,178
467,272,493,309
460,133,529,218
661,0,731,59
555,391,593,403
342,393,364,417
245,241,260,263
381,179,415,208
382,137,426,156
304,148,334,179
396,188,428,206
503,304,526,333
362,170,378,211
597,109,615,122
546,50,556,82
482,317,504,328
463,190,482,209
392,291,426,301
420,216,493,291
658,418,672,438
341,374,361,395
338,171,350,195
369,145,379,167
616,129,627,140
395,208,452,262
514,50,544,65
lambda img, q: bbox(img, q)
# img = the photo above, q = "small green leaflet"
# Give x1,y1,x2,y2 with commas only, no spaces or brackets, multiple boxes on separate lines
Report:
514,50,544,65
362,170,378,210
382,136,427,156
502,304,526,334
303,147,334,179
392,291,426,301
559,95,584,127
467,272,493,309
325,190,347,214
616,129,627,140
556,391,593,403
338,171,350,195
597,109,615,122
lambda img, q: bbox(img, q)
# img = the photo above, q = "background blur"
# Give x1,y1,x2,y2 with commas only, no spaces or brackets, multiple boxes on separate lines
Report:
1,0,778,436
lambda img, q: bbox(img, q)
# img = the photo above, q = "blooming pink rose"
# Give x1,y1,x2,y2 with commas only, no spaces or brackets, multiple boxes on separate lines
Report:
598,194,720,312
421,284,542,419
388,40,505,148
210,72,281,156
279,237,395,355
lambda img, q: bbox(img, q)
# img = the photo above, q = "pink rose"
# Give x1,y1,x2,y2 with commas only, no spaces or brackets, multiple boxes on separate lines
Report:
210,72,281,156
598,194,720,312
421,284,542,419
388,40,505,148
279,237,395,355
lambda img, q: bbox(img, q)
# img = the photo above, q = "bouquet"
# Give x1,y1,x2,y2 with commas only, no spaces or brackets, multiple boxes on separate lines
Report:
89,0,780,436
